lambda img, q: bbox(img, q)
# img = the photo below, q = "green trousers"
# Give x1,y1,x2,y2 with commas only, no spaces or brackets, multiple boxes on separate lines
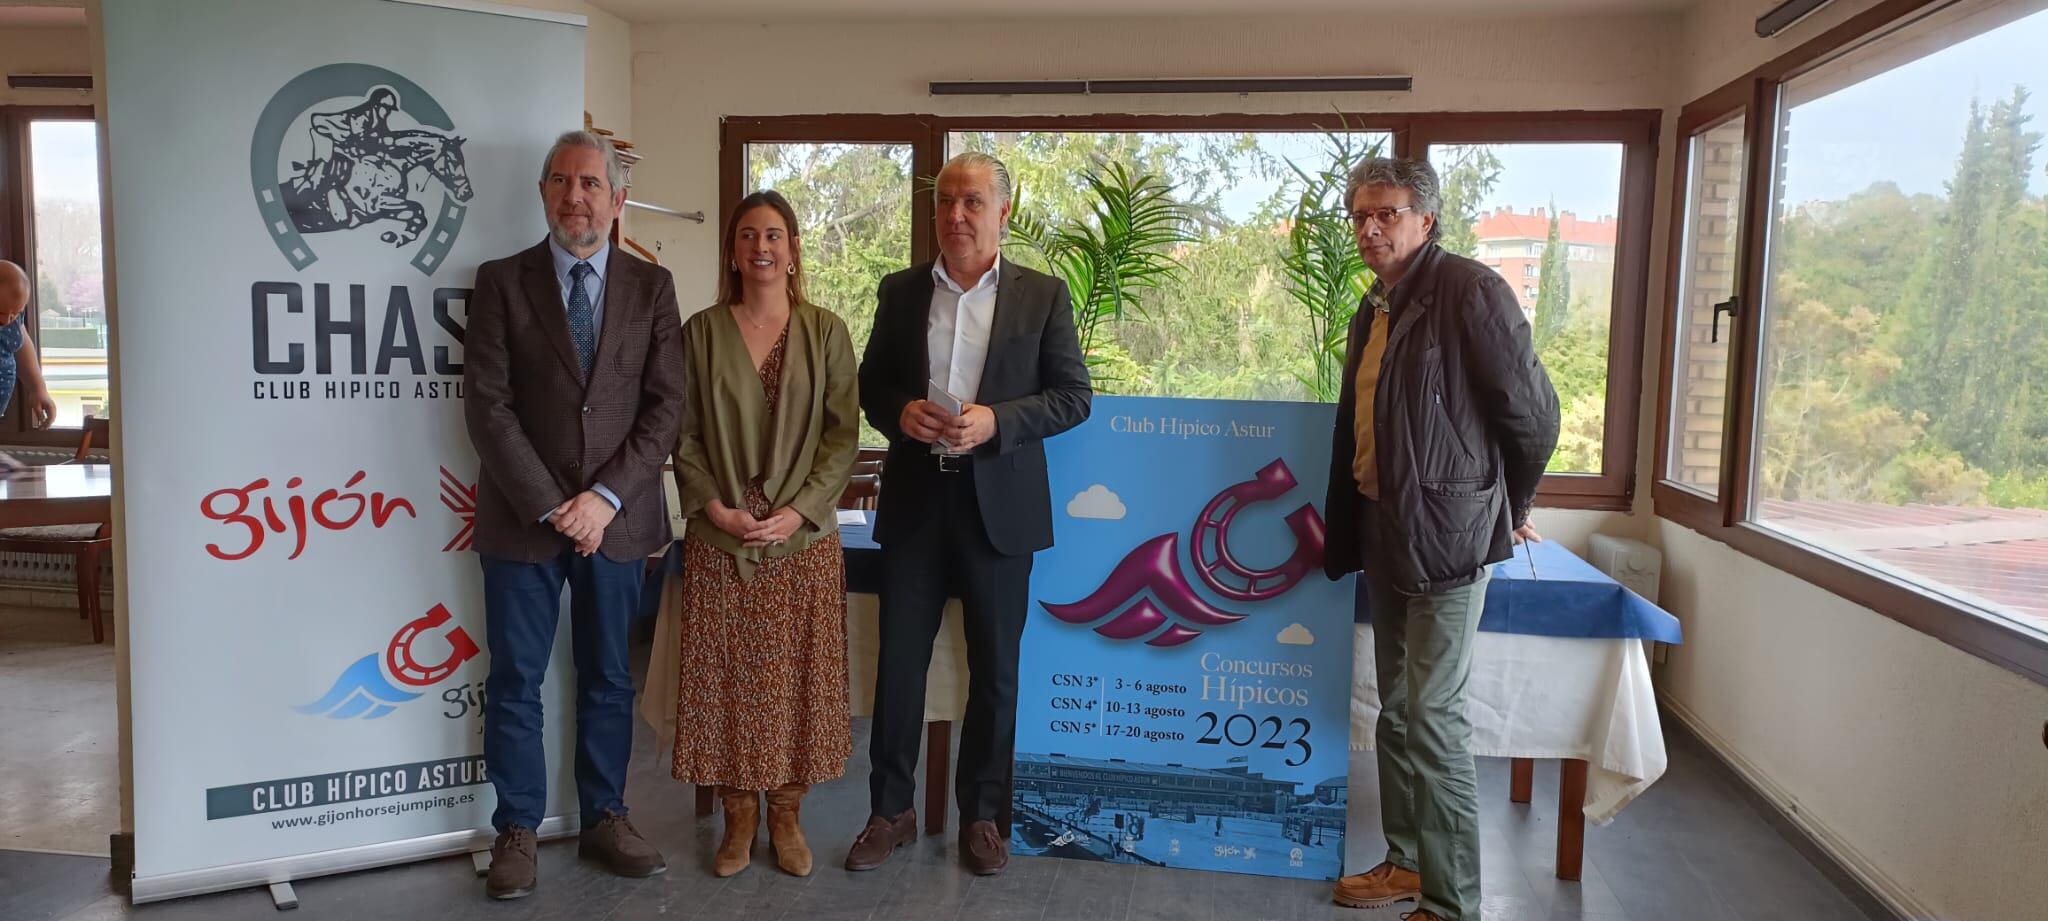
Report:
1363,564,1489,921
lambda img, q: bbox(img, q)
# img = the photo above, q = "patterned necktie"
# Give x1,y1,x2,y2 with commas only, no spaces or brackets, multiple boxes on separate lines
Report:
567,261,596,377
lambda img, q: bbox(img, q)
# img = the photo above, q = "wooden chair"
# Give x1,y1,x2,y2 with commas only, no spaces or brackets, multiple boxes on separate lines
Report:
839,473,880,511
839,449,886,511
0,416,112,642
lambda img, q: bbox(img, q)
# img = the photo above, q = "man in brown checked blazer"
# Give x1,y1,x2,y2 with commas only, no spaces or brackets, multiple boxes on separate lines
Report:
463,130,685,901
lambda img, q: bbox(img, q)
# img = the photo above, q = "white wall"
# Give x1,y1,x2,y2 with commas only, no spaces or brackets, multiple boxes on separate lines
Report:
1653,3,2048,920
496,0,633,140
0,24,92,106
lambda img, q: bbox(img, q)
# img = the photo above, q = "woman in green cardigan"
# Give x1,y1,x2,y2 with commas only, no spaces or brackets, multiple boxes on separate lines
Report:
659,190,859,878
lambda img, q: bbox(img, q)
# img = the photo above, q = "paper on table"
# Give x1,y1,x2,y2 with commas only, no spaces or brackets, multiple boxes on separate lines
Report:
927,380,964,454
836,509,868,526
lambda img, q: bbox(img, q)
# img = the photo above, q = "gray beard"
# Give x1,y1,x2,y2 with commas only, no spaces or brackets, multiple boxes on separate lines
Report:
548,220,607,251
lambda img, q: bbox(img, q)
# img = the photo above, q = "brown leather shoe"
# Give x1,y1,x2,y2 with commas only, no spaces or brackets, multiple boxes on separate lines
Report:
843,809,915,871
485,825,537,900
960,819,1007,875
765,783,812,876
715,787,759,877
579,812,668,878
1332,860,1421,909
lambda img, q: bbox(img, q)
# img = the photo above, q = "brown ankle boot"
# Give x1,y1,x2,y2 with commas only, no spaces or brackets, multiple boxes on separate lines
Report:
715,787,759,877
764,783,812,876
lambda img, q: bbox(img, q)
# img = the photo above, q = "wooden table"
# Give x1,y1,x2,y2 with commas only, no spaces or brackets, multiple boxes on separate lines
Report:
0,464,113,528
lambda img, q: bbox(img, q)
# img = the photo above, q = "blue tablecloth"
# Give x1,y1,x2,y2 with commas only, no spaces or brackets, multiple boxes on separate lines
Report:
840,512,1680,644
1355,539,1683,643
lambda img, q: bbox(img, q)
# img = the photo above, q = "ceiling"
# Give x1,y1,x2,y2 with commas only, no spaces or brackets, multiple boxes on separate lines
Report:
588,0,1690,24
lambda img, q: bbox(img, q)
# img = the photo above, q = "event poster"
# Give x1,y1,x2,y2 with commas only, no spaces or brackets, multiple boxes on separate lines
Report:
1012,395,1353,881
104,0,583,900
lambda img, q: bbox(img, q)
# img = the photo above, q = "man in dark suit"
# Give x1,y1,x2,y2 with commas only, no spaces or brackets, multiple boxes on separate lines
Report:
846,152,1091,876
463,130,685,900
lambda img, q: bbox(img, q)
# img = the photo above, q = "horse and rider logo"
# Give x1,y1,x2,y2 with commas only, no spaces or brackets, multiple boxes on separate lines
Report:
250,64,474,276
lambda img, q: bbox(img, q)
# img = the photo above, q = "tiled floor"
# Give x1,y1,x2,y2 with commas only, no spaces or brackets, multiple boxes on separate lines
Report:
0,623,1885,921
0,605,119,856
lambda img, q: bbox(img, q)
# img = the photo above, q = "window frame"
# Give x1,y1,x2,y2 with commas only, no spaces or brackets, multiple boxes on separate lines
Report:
722,110,1658,511
0,103,105,444
1408,113,1659,509
1651,0,2048,687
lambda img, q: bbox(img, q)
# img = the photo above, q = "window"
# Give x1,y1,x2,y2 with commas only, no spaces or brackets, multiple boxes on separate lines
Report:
722,111,1654,508
1656,0,2048,682
1,106,105,435
1663,114,1746,499
949,129,1391,403
1751,5,2048,641
741,142,913,356
27,120,106,428
1428,142,1629,477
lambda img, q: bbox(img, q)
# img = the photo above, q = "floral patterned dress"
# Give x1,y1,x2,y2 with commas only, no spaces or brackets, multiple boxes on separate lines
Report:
669,325,850,789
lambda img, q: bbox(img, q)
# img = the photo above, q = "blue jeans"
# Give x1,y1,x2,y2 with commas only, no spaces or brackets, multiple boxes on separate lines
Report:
480,550,644,832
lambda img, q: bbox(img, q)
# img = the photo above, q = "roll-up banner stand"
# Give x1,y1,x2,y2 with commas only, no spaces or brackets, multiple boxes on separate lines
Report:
102,0,585,902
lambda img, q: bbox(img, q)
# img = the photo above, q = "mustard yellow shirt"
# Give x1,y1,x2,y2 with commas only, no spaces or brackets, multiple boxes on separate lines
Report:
1351,289,1393,500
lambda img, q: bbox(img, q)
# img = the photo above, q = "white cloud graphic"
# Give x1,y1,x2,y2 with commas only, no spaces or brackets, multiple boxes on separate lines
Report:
1066,484,1126,520
1276,623,1315,646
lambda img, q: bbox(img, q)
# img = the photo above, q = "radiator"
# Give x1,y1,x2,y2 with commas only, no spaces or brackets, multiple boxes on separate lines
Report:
0,549,115,590
0,447,110,466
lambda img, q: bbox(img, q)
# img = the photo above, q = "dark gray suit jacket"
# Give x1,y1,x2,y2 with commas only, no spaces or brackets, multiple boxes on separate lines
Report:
858,260,1092,556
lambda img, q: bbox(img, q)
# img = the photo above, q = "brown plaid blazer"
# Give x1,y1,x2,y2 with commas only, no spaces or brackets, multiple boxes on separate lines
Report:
462,239,686,563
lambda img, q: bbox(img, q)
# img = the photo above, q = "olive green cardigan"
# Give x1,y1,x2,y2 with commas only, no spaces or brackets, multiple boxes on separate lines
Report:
670,300,859,580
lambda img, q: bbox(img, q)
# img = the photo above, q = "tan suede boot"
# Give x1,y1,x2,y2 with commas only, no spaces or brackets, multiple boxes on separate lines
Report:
715,787,759,877
764,783,813,876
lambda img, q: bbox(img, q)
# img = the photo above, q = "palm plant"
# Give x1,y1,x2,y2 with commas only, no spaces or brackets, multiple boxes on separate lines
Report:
1281,129,1384,402
1006,161,1195,376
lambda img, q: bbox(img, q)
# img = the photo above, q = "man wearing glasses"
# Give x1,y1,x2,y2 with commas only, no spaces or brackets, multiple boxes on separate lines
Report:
1323,158,1559,921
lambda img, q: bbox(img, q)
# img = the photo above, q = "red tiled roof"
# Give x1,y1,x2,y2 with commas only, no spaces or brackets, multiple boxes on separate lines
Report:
1473,208,1618,248
1755,499,2048,628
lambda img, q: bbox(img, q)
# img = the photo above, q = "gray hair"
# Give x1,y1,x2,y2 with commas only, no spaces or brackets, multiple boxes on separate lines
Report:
936,151,1013,209
1346,157,1444,241
539,129,625,192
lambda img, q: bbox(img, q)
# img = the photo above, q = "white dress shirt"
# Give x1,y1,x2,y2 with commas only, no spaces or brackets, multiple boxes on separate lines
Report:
927,255,1000,405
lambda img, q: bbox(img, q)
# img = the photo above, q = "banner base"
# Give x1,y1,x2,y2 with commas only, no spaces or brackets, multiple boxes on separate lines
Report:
130,815,579,905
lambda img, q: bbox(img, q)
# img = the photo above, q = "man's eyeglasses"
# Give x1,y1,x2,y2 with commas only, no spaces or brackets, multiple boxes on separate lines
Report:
1348,206,1414,229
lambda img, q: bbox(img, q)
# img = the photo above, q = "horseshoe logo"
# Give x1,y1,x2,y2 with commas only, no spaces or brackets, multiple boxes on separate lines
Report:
1189,459,1326,602
384,603,480,687
1041,458,1325,647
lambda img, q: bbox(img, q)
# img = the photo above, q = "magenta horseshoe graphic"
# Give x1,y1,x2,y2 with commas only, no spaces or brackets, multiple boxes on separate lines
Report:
1041,457,1323,647
1189,459,1326,602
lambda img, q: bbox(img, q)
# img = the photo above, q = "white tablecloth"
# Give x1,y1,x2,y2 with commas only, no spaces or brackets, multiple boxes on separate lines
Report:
1349,626,1665,824
782,588,1665,826
846,592,970,723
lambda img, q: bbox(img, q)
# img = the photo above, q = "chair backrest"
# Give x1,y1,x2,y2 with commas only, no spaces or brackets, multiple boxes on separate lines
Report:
69,416,110,464
839,473,880,511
